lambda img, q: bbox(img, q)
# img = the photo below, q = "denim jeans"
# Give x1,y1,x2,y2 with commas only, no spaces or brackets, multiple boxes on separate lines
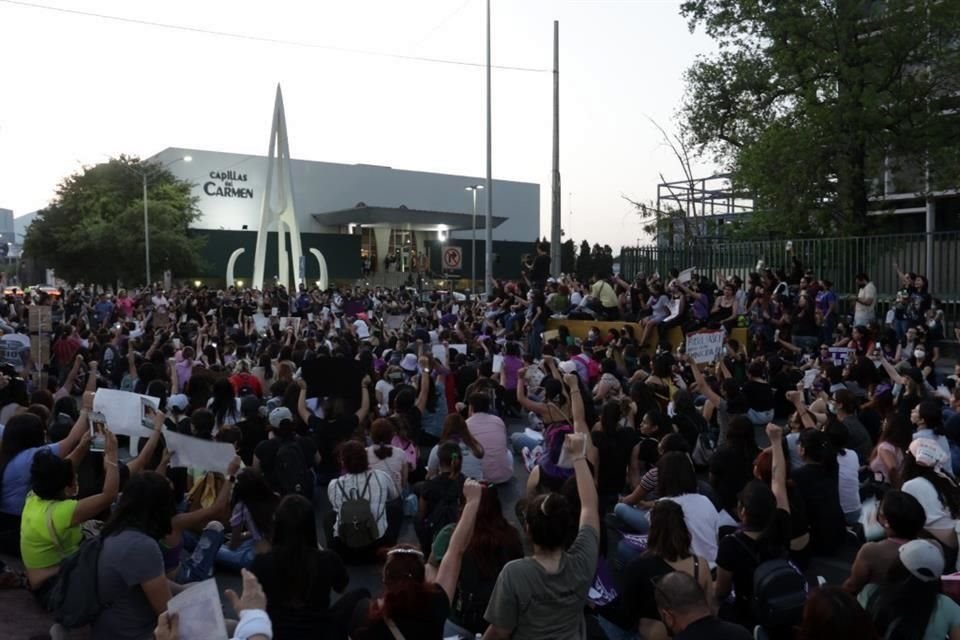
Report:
176,527,224,584
616,538,645,567
613,503,650,534
511,430,543,454
597,616,642,640
528,319,545,359
216,537,257,571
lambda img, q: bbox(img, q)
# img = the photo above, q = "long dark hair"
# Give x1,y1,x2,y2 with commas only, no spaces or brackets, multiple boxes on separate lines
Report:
468,488,522,578
799,586,880,640
865,558,941,640
366,545,439,628
209,377,238,425
657,451,697,497
645,500,691,562
440,413,484,458
0,413,45,494
738,480,790,557
370,418,395,460
232,469,279,539
799,429,837,472
270,494,322,605
101,471,176,540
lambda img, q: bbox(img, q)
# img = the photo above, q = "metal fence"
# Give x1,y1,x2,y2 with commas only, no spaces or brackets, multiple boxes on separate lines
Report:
619,231,960,334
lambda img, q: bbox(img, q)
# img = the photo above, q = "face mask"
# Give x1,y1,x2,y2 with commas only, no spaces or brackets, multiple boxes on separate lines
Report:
914,350,926,360
828,401,837,413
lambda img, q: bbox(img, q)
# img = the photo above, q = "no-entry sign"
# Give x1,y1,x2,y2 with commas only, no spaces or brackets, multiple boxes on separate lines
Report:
442,246,463,271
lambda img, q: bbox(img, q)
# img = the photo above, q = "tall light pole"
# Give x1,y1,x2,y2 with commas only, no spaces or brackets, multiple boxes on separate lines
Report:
465,184,484,296
127,155,192,285
484,0,493,298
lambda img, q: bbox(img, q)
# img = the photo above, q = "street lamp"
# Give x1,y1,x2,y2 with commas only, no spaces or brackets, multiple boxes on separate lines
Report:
464,185,484,295
126,155,192,286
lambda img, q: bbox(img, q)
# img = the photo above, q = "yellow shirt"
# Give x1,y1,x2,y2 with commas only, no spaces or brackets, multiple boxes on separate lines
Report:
20,492,81,569
590,280,618,309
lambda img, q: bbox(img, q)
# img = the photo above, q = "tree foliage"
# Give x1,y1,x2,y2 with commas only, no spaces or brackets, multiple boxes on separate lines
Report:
560,238,576,274
680,0,960,235
23,156,204,286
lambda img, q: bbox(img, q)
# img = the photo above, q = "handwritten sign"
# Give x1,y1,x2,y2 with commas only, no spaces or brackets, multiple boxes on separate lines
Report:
685,330,725,364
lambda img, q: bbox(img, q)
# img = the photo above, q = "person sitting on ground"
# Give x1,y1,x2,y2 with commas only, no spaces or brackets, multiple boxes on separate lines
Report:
217,468,278,571
465,392,512,485
483,432,600,640
426,414,484,481
600,499,713,640
843,490,926,594
900,438,960,570
251,494,366,640
326,440,399,557
348,479,484,639
860,538,960,640
794,586,880,640
21,428,119,608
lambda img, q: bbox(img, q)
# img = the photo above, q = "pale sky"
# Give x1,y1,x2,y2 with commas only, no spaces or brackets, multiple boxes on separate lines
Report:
0,0,717,251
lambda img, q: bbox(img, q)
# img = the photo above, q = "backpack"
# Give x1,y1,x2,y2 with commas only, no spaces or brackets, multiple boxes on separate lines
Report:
337,472,381,549
734,535,807,630
425,475,463,531
275,439,314,499
47,535,105,628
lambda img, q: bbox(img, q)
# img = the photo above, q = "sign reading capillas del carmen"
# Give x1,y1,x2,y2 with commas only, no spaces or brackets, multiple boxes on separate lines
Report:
203,170,255,198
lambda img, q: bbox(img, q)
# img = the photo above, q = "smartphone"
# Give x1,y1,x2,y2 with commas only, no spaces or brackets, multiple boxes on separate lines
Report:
89,411,106,453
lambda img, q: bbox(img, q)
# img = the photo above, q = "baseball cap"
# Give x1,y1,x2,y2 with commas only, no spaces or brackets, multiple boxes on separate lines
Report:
558,360,577,375
268,407,293,428
909,438,948,469
899,539,945,582
167,394,189,412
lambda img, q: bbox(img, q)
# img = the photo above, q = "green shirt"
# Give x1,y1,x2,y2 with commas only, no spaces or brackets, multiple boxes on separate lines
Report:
20,492,81,569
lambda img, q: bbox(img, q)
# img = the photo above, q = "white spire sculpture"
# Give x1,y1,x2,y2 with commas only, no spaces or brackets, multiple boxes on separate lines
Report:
252,84,303,291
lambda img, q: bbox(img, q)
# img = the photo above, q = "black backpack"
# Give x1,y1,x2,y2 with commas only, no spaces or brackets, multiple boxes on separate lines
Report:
734,535,807,630
337,472,381,549
275,439,314,499
48,536,105,628
426,476,463,531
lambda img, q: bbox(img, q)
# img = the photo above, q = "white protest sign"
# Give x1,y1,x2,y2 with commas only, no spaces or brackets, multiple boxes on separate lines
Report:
678,267,696,284
803,369,820,390
163,429,236,475
685,330,725,364
449,343,467,355
492,354,504,373
431,344,449,366
0,334,30,368
252,313,269,334
278,317,301,335
384,314,407,331
92,389,157,439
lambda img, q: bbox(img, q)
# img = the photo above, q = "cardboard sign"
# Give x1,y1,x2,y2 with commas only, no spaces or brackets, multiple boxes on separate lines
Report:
685,330,725,364
164,430,236,474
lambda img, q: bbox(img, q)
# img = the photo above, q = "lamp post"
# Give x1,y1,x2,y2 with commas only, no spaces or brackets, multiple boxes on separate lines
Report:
464,185,484,296
127,155,192,285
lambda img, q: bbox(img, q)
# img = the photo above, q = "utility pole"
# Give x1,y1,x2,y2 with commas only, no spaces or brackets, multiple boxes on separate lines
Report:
484,0,494,298
550,20,561,277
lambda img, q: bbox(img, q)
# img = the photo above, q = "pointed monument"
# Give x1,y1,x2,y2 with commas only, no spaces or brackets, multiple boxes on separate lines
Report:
252,84,304,291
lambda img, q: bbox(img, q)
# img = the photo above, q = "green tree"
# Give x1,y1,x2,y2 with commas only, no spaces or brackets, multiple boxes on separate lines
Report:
560,238,576,274
575,239,593,281
23,156,204,286
680,0,960,235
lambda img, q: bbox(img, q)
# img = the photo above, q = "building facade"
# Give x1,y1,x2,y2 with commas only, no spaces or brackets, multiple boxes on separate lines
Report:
150,147,540,284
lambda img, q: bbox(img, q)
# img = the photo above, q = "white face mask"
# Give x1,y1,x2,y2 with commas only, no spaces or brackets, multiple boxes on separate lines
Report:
914,349,926,360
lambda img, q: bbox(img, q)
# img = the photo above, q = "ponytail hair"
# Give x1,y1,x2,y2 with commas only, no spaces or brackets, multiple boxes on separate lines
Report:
799,429,837,473
437,442,462,479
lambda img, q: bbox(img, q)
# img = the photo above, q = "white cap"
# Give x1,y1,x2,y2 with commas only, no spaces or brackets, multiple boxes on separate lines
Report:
167,394,189,412
268,407,293,428
899,539,945,582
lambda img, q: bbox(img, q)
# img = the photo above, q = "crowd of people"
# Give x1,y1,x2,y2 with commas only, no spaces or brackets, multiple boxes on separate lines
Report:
0,245,958,640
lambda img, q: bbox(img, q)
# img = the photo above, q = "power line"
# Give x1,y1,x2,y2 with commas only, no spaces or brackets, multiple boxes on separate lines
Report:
0,0,550,73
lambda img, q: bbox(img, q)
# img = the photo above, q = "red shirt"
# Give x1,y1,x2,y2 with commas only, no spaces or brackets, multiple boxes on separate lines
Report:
229,372,263,398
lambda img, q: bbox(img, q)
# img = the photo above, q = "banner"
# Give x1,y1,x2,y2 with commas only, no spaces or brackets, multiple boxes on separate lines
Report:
685,330,725,364
92,389,158,439
164,430,236,475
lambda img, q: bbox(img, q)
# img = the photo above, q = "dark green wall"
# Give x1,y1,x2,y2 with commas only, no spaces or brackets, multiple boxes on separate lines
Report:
427,238,535,280
189,229,361,282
